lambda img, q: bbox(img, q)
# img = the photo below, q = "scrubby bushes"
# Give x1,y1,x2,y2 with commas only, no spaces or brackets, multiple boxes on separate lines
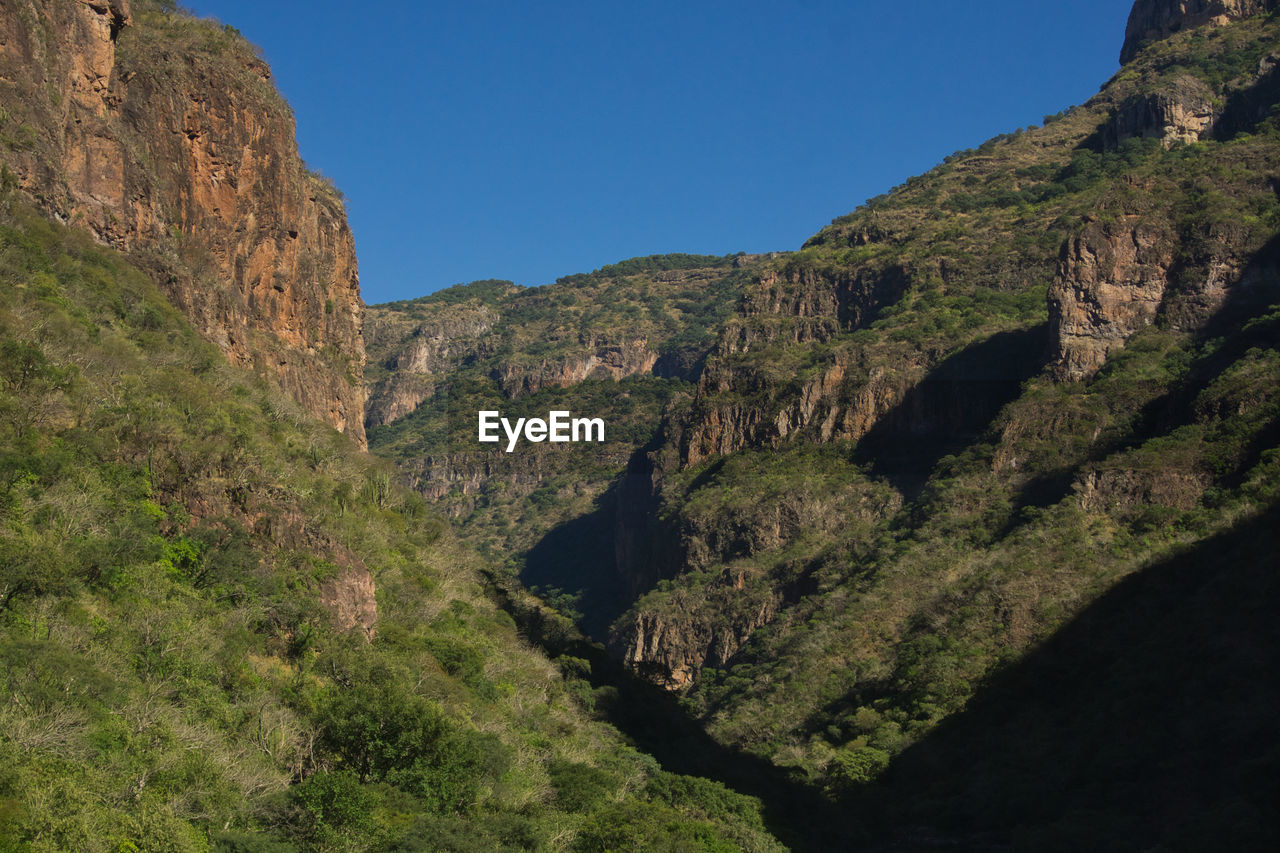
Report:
0,202,785,850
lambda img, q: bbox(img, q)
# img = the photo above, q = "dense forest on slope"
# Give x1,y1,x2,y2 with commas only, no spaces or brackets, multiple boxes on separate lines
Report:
369,6,1280,850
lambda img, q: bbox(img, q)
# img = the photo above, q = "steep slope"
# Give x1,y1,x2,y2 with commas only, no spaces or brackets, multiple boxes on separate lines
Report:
0,0,367,445
0,187,786,853
0,4,796,851
863,505,1280,849
595,4,1280,827
366,254,769,634
365,4,1280,847
1122,0,1278,63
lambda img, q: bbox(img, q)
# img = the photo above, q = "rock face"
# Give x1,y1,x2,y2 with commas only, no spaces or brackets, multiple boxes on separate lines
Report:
1047,211,1261,382
1075,467,1212,512
320,567,379,641
0,1,367,446
1120,0,1278,64
618,590,779,690
1104,76,1218,148
677,258,915,465
364,304,500,430
493,339,659,397
1048,219,1176,381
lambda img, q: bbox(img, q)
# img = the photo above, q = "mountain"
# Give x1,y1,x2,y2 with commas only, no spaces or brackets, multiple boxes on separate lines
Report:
364,254,773,632
3,0,1277,849
370,2,1280,848
0,0,367,445
1121,0,1278,63
0,2,789,851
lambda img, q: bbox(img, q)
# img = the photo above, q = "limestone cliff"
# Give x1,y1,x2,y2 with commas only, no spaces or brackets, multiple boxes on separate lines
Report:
493,339,660,398
1121,0,1278,64
1047,206,1269,382
364,302,502,430
619,589,780,690
364,260,752,568
0,0,367,445
364,262,741,434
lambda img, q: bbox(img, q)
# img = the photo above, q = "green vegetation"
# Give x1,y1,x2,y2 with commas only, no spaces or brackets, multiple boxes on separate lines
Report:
357,12,1280,850
555,253,738,286
377,279,520,313
5,1,1279,850
365,255,761,569
121,2,287,120
576,15,1280,848
0,200,783,850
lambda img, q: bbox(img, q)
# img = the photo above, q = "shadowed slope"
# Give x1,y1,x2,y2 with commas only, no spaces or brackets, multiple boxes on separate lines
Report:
861,504,1280,851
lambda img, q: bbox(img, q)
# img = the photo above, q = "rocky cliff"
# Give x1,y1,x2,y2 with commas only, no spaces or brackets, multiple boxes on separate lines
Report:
364,258,754,569
1104,75,1219,148
1121,0,1277,64
364,299,503,430
1048,217,1177,381
0,0,367,445
492,338,660,397
600,5,1280,695
343,4,1280,837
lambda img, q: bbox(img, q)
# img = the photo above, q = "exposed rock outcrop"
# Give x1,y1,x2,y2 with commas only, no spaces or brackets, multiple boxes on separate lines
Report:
1075,467,1212,512
1104,75,1218,148
676,258,917,465
365,305,499,429
1048,210,1263,382
616,588,780,690
682,354,920,466
0,1,367,445
320,567,379,640
743,260,909,338
1120,0,1278,64
493,339,659,397
1048,218,1176,381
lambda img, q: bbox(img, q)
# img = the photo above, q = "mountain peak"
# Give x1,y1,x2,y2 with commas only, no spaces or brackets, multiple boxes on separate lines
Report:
1121,0,1277,64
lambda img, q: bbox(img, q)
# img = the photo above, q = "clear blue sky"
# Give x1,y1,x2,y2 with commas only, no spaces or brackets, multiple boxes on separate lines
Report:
181,1,1132,304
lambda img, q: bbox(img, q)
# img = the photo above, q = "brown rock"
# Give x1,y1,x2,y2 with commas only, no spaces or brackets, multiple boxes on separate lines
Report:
320,568,378,640
1076,467,1211,512
1048,218,1175,381
615,587,780,690
1048,211,1257,383
365,305,500,428
1105,75,1218,148
1120,0,1278,65
492,339,659,397
0,2,367,446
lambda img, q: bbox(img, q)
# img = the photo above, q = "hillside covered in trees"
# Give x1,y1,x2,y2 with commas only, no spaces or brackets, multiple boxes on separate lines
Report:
1,0,1277,851
369,2,1280,849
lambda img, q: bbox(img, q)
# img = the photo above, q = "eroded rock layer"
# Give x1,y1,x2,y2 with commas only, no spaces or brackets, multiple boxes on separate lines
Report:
0,0,367,445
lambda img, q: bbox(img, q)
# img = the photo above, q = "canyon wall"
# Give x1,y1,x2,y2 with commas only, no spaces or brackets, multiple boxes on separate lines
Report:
0,0,367,445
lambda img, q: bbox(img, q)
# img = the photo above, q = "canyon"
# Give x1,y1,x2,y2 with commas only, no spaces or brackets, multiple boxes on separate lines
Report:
0,0,1275,848
365,10,1280,828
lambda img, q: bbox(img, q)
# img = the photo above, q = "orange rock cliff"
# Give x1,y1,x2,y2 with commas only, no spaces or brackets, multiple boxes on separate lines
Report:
0,0,367,446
